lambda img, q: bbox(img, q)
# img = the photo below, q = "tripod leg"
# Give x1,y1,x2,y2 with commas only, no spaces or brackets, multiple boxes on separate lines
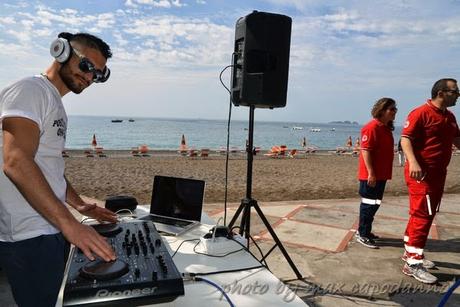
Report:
228,202,245,230
242,200,252,247
228,198,252,241
252,202,303,279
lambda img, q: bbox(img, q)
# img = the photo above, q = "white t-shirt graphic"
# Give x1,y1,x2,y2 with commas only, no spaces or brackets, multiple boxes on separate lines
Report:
0,75,68,241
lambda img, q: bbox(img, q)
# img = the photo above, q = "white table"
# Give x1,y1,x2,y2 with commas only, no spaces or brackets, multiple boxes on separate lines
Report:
57,209,307,306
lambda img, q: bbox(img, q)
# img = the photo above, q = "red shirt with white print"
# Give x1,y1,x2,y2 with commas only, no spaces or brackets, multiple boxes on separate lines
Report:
402,99,460,170
358,119,394,180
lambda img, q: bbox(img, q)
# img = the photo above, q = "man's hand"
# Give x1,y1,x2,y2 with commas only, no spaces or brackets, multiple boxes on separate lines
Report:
409,160,425,180
367,173,377,187
61,220,117,262
75,202,118,223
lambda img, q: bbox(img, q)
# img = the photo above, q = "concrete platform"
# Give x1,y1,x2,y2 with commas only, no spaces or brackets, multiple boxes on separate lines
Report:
1,194,459,306
209,194,460,306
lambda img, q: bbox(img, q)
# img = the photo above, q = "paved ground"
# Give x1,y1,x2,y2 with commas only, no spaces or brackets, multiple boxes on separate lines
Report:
0,194,459,306
208,194,460,306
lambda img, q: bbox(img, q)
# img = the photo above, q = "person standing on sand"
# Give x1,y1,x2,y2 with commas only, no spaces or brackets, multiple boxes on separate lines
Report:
400,78,460,284
355,137,360,149
397,139,404,166
356,98,397,249
0,32,117,307
346,135,353,149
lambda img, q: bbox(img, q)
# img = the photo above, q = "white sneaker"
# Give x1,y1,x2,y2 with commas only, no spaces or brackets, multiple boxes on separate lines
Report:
402,263,437,284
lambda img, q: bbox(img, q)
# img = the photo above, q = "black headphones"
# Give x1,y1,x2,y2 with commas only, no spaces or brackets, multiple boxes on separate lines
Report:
49,32,110,83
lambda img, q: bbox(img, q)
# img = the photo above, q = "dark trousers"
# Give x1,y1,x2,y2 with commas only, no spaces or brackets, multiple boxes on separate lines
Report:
358,180,387,237
0,233,70,307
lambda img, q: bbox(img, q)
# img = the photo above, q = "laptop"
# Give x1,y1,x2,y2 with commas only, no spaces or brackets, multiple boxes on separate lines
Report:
139,175,205,236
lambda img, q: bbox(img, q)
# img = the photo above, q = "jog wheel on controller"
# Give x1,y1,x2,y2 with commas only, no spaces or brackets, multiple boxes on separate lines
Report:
79,259,129,281
92,223,122,237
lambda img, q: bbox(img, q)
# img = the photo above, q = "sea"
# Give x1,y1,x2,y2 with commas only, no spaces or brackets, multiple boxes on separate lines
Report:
66,115,403,151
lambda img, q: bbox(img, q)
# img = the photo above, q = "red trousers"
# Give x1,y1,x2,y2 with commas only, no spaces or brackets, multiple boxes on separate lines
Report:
403,166,446,264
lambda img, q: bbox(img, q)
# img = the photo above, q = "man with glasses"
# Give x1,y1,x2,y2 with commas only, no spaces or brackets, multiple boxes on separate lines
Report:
401,78,460,284
0,32,117,306
355,98,397,249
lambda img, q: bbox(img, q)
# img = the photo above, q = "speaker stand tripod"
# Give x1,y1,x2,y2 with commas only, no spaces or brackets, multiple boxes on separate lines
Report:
228,105,302,279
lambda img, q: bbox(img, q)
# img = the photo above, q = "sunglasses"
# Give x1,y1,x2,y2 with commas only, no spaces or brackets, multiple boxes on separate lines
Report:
444,89,460,95
73,49,110,83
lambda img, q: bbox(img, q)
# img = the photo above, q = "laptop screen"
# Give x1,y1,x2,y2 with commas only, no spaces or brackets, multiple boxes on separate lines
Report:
150,176,205,222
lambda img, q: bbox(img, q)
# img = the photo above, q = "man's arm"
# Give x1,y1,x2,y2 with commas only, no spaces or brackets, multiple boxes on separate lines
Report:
65,177,117,223
400,136,424,180
361,149,376,187
2,117,115,261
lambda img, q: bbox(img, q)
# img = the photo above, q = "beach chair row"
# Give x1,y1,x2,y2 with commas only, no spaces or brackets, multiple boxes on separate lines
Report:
263,144,321,158
62,147,108,158
61,145,327,159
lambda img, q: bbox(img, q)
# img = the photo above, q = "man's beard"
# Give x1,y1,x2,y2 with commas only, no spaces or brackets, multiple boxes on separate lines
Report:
447,98,457,107
58,62,84,94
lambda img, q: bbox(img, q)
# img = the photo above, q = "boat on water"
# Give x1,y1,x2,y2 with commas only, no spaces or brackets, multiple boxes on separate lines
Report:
310,128,321,132
292,126,303,130
128,119,135,122
111,119,123,123
330,128,335,131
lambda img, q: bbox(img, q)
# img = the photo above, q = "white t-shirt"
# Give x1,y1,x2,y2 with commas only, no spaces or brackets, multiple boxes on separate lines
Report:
0,75,68,242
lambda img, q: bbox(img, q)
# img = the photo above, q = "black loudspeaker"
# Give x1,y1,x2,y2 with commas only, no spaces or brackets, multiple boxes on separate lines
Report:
231,11,292,109
105,195,138,212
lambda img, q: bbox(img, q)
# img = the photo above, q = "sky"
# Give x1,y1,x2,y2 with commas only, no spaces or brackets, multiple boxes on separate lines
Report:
1,0,460,125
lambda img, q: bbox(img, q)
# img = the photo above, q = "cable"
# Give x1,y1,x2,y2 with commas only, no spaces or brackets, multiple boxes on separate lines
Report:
194,276,235,307
219,61,235,227
438,278,460,307
114,208,134,215
193,240,245,258
182,265,265,279
80,209,137,224
211,217,225,242
171,238,200,258
230,226,269,268
80,217,93,224
248,235,270,270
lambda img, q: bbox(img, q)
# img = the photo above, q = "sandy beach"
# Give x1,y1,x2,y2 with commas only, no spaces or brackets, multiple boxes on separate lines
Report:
64,150,460,205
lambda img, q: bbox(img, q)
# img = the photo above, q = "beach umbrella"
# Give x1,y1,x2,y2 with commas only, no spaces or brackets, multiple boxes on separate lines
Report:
92,134,97,147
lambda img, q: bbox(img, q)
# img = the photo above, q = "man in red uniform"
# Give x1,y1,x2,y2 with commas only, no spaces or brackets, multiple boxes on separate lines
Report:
356,98,397,248
401,78,460,284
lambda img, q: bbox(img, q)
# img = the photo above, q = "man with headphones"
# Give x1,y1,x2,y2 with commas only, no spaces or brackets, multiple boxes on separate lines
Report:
0,32,117,306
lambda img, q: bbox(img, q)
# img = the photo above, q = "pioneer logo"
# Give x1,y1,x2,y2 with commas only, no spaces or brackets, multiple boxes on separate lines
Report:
96,287,158,298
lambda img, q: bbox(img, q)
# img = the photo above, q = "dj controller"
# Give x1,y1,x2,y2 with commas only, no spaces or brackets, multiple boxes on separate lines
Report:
63,220,184,306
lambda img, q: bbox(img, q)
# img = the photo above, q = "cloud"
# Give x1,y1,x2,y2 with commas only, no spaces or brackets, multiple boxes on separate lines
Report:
0,16,16,25
127,0,184,8
113,32,129,46
264,0,310,9
124,0,137,8
121,16,233,66
0,40,30,56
